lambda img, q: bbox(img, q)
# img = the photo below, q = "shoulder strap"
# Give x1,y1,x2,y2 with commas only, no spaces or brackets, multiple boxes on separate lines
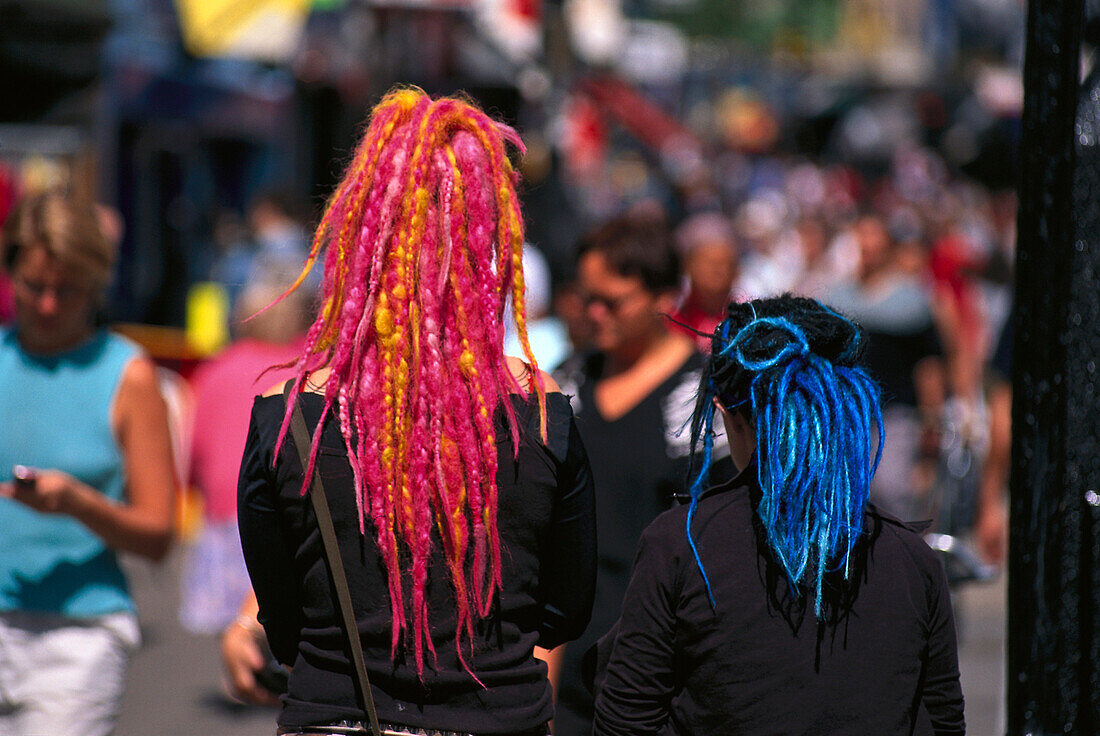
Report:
284,383,382,736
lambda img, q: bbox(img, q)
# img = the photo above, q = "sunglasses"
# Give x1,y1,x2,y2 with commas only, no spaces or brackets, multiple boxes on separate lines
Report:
582,288,647,314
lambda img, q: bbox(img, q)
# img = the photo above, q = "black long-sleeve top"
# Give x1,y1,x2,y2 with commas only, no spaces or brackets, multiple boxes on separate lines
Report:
238,391,596,734
592,464,965,736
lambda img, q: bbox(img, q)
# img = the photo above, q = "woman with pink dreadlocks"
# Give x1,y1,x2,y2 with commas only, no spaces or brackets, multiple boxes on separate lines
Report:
237,90,596,736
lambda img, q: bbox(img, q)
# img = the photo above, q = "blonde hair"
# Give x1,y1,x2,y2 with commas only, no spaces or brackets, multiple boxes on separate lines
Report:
234,264,313,343
2,190,116,291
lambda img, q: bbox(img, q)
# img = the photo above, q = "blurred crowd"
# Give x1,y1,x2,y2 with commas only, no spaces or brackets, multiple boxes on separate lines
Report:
555,140,1015,538
0,89,1016,734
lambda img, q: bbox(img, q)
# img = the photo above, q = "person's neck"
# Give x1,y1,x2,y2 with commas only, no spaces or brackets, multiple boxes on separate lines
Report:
690,289,731,317
17,327,96,357
592,329,696,421
303,366,331,393
605,328,693,378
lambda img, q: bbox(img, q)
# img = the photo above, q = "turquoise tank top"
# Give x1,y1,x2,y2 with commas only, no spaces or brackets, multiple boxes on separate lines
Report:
0,327,141,616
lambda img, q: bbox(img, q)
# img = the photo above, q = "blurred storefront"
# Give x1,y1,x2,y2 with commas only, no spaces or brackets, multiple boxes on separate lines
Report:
0,0,1025,338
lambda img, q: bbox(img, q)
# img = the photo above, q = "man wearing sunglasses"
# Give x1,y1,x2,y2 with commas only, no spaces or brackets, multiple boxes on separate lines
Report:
550,212,729,736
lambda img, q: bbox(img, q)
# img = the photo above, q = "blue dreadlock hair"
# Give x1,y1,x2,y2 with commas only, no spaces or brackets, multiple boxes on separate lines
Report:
687,294,885,615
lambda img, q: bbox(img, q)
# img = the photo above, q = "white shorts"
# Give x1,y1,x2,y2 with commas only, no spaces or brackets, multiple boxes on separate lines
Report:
0,609,141,736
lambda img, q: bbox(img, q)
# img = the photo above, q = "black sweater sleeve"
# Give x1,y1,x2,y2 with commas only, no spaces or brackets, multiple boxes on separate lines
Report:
536,416,597,649
592,520,679,736
238,400,304,665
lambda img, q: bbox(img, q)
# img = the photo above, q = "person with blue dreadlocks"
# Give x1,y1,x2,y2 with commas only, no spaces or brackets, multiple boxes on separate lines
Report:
591,295,965,736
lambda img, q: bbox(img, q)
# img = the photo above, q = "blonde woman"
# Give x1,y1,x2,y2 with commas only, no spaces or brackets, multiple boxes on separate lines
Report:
0,191,176,736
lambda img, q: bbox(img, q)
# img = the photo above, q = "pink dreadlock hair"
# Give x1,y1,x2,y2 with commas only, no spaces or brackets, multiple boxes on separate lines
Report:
272,88,547,678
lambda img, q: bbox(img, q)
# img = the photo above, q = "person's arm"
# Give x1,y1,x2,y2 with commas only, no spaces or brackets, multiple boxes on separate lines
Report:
922,558,966,735
913,355,947,419
0,356,175,560
536,417,596,650
534,646,563,695
975,379,1010,564
927,280,964,399
910,316,949,470
237,401,304,665
592,524,679,736
220,590,282,706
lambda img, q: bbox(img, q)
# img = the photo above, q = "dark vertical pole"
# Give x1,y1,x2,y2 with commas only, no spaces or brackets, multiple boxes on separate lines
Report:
1009,0,1091,732
1067,58,1100,730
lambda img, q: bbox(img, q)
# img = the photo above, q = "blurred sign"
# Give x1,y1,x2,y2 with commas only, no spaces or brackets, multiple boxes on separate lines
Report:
368,0,473,8
566,0,626,65
581,77,701,163
175,0,311,63
477,0,543,61
618,20,688,85
185,282,230,356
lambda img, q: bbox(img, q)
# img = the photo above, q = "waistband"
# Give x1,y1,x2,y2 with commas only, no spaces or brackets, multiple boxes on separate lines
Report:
277,722,550,736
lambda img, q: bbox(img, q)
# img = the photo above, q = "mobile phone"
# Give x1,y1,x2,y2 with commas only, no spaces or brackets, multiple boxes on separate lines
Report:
12,465,36,492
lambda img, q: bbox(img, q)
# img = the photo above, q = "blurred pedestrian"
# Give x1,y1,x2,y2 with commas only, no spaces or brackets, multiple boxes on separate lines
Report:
237,89,596,736
179,267,312,635
248,189,311,276
552,213,729,736
669,212,739,352
825,214,947,521
592,295,965,736
0,161,20,324
975,315,1012,565
0,190,176,736
205,208,255,312
789,215,851,298
928,211,986,399
731,194,789,299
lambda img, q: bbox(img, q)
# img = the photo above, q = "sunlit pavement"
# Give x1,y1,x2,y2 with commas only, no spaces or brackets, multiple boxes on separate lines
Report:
115,549,1008,736
956,574,1007,736
116,552,277,736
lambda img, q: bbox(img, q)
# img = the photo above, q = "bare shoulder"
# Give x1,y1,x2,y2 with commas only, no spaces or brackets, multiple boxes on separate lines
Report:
261,366,331,397
114,354,169,432
539,371,562,393
505,355,561,393
117,355,164,404
261,382,287,398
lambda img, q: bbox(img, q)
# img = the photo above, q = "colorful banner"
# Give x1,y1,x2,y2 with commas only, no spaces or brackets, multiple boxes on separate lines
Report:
175,0,311,63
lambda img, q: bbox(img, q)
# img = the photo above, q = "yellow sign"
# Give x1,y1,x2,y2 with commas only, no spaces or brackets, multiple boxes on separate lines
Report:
175,0,310,63
186,282,230,356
